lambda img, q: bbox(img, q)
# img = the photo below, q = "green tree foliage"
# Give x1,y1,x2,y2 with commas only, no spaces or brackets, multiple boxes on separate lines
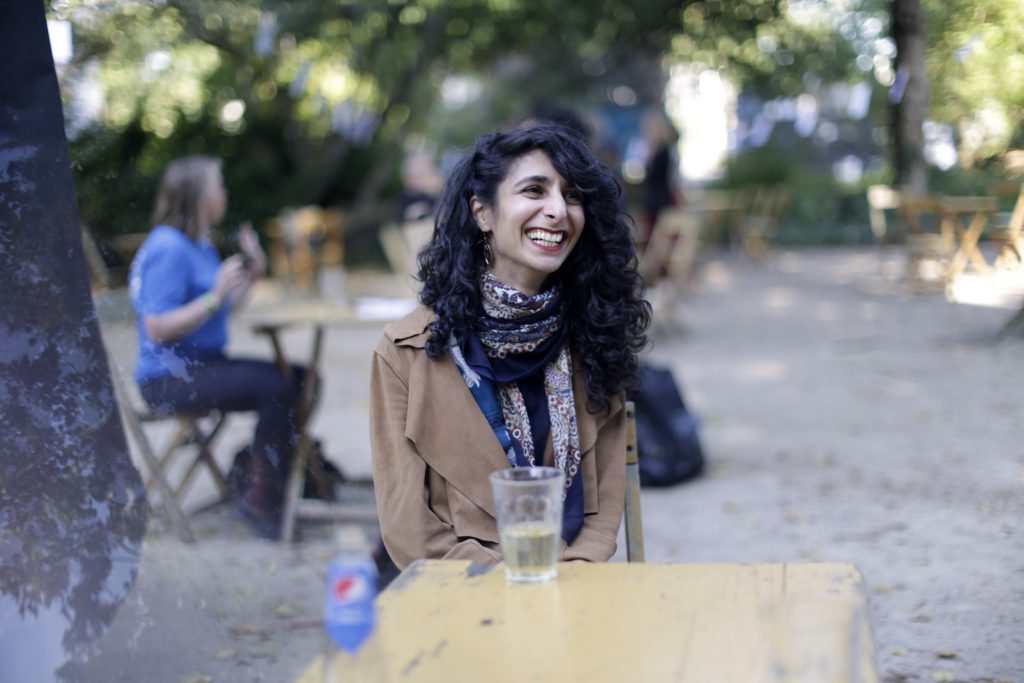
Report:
57,0,689,244
669,0,862,97
925,0,1024,163
58,0,892,250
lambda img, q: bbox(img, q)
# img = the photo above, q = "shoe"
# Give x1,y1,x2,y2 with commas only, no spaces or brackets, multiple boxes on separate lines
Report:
235,495,280,540
234,454,283,540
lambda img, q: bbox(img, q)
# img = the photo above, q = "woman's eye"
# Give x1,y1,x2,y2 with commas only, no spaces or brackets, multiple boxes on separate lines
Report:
564,190,583,204
523,185,543,195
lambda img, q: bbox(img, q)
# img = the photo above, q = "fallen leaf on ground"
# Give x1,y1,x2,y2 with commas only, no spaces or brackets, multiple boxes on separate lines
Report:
912,614,932,623
930,671,955,682
214,648,237,661
891,647,908,656
180,675,213,683
287,618,324,630
251,644,279,659
273,603,301,619
935,650,957,659
874,584,894,594
230,624,269,637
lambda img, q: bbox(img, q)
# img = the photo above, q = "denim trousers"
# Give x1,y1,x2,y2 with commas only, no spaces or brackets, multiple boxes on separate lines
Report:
139,357,306,474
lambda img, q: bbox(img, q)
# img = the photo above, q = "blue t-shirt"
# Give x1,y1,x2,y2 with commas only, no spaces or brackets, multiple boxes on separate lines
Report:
129,225,230,383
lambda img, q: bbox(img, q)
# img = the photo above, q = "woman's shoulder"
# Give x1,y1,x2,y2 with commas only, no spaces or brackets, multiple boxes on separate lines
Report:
380,304,434,349
139,225,192,255
373,304,436,377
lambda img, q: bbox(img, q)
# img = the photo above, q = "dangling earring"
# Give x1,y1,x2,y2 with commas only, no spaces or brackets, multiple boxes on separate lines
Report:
481,238,492,268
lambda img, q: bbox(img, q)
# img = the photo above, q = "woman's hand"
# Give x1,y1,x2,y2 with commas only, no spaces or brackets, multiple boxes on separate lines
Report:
142,256,246,344
237,221,267,277
215,255,251,309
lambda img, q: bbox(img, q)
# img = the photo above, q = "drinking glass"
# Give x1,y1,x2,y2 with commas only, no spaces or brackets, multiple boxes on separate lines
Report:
489,467,564,583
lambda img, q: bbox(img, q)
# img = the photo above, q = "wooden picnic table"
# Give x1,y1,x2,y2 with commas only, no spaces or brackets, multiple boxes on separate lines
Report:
900,194,999,282
244,299,406,541
297,559,879,682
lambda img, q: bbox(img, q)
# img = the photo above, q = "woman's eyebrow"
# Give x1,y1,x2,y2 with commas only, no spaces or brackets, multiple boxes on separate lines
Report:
513,174,553,187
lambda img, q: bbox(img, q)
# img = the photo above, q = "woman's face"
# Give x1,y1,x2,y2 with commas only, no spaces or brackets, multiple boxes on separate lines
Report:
471,149,585,296
201,169,227,232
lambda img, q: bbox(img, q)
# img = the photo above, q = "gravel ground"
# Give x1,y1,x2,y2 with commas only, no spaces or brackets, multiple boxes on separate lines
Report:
84,247,1024,683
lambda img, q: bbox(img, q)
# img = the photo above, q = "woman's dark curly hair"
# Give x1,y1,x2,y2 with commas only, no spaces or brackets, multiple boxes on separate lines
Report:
417,124,651,414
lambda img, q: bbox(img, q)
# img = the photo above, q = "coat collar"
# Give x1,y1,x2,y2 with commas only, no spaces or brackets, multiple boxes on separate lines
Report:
383,304,433,349
393,305,622,518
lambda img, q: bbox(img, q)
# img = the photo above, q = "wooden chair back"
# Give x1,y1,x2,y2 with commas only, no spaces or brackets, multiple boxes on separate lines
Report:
624,400,645,563
265,206,344,292
378,218,433,294
866,185,902,243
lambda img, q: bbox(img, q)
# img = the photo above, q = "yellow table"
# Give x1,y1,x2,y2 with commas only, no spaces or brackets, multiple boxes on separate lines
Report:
298,560,878,683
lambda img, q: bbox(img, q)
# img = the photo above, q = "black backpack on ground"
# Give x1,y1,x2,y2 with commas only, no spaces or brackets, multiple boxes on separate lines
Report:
226,440,347,502
630,364,705,487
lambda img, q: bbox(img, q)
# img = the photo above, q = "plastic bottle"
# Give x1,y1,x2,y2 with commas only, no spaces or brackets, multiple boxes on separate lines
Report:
322,526,381,682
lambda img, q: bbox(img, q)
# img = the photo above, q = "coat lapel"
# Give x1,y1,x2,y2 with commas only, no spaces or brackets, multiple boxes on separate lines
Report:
403,351,509,518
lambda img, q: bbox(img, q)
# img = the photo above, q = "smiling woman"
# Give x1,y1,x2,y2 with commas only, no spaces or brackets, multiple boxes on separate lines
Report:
370,124,651,569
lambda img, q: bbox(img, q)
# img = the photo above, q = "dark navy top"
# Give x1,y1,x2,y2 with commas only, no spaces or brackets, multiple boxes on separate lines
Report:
462,326,585,544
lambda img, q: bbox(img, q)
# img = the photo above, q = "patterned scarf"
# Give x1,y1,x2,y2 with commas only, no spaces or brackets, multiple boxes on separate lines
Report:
471,273,581,498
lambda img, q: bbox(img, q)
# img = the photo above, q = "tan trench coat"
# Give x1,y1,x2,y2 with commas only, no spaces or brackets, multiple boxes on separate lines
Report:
370,305,626,570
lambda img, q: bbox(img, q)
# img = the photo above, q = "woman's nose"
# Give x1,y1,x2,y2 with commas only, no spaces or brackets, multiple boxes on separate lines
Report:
544,194,567,222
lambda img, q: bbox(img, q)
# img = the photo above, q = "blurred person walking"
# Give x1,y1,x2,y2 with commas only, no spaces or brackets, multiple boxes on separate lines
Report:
640,110,682,247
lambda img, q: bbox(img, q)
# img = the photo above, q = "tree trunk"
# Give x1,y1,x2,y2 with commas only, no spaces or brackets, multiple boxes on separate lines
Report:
892,0,930,195
891,0,1022,343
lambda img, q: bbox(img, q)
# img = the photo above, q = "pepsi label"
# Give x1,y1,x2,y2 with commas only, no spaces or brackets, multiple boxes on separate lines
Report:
324,558,377,654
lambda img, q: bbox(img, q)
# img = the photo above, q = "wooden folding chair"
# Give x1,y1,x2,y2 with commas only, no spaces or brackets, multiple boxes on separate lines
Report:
741,185,790,259
692,189,750,250
866,185,902,244
988,182,1024,268
108,365,231,542
624,400,645,563
896,195,949,291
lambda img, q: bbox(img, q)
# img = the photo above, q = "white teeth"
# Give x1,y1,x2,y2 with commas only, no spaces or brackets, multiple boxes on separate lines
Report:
527,230,564,246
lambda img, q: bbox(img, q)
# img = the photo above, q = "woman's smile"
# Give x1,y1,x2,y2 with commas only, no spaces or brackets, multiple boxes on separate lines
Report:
525,228,566,250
